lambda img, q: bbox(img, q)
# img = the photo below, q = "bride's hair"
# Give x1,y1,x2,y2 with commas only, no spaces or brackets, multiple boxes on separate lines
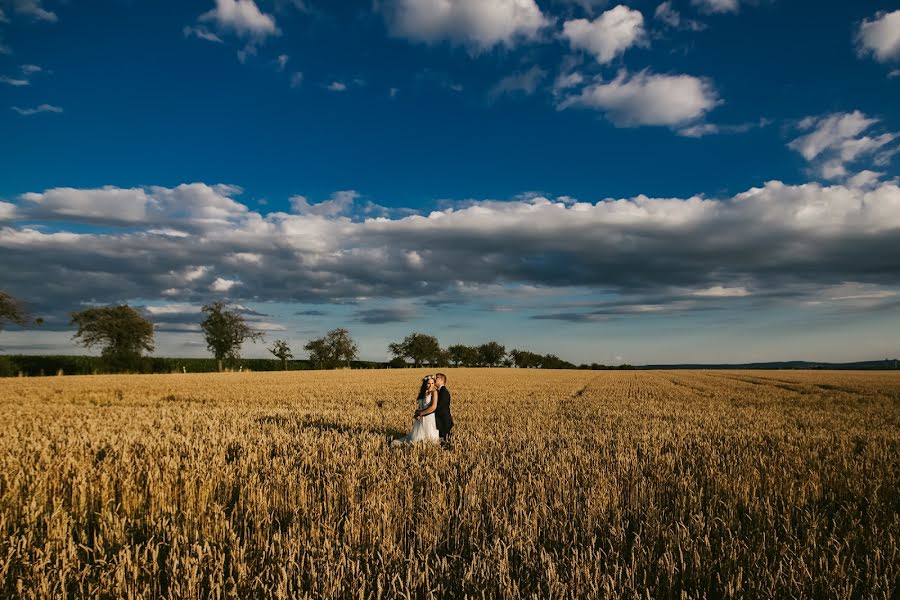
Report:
417,376,433,399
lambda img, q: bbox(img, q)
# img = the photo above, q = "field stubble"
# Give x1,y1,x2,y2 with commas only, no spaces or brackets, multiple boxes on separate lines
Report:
0,369,897,598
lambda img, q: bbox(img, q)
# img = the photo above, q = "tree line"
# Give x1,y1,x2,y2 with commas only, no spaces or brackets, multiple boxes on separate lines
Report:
386,332,578,369
0,291,615,374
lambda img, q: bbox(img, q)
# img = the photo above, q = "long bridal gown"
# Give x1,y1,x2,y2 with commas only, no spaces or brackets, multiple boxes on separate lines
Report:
392,393,440,445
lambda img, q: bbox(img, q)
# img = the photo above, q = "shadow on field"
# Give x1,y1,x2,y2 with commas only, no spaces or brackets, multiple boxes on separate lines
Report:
255,414,406,440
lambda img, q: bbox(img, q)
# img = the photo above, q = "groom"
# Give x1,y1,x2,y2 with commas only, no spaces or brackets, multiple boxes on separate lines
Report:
433,373,453,446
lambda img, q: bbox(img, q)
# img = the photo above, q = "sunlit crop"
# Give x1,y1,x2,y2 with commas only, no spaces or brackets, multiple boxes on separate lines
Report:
1,369,897,598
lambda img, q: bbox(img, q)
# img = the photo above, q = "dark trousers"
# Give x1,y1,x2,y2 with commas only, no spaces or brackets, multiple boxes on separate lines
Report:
438,428,452,446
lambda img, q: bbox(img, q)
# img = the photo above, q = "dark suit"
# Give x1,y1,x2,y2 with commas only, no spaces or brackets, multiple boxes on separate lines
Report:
434,385,453,441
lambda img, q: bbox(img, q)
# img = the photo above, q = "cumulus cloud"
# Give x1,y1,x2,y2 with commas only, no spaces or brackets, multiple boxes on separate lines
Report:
20,183,249,226
11,104,62,115
199,0,279,38
3,180,900,326
562,5,647,64
691,0,739,15
382,0,549,51
0,201,17,221
210,277,239,292
290,190,360,217
326,81,347,92
856,10,900,63
558,69,720,128
488,66,547,100
788,111,898,183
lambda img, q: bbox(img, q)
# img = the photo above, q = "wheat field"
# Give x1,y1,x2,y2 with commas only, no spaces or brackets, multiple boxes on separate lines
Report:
0,369,897,599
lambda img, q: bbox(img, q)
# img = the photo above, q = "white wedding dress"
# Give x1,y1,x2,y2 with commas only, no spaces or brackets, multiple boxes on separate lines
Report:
392,393,440,446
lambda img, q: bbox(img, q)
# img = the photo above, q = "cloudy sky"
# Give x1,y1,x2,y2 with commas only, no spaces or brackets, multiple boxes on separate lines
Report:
1,0,899,364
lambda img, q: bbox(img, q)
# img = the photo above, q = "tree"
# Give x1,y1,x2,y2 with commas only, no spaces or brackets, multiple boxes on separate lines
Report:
200,302,264,372
304,328,358,369
71,305,155,372
511,349,542,369
304,337,330,370
268,340,293,371
478,341,506,367
0,291,28,333
447,344,479,367
388,332,442,367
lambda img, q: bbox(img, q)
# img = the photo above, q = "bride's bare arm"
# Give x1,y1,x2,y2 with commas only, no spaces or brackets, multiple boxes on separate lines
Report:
418,389,439,416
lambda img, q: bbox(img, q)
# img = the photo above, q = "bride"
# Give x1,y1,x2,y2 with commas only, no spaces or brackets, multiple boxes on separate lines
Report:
392,375,440,446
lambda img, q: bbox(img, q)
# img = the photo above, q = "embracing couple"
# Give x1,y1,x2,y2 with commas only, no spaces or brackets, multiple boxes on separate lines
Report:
392,373,453,447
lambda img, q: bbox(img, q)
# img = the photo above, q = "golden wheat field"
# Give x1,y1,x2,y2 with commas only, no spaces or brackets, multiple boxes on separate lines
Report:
0,369,898,599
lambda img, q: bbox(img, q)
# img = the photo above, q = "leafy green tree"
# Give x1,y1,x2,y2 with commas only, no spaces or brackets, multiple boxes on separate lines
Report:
304,328,358,369
388,332,442,367
200,302,264,372
447,344,479,367
70,304,154,372
304,338,330,370
268,340,293,371
510,349,541,368
477,341,506,367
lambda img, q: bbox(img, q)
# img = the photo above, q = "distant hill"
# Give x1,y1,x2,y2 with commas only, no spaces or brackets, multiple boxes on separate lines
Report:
641,359,900,370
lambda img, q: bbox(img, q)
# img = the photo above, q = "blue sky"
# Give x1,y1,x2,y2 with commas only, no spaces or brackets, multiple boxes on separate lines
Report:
1,0,899,364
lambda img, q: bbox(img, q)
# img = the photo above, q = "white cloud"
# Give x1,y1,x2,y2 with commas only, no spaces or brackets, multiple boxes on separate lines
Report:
563,5,647,64
326,81,347,92
0,75,28,86
847,170,884,190
11,0,57,22
654,1,705,31
22,186,150,222
677,118,769,138
290,72,304,88
488,66,546,100
20,64,41,74
183,25,224,43
691,0,739,15
0,201,17,221
181,266,210,283
290,190,360,217
11,103,63,115
558,69,720,128
856,10,900,63
552,71,584,94
20,182,249,226
5,180,900,323
691,286,750,298
198,0,279,39
788,111,898,182
382,0,549,51
211,277,239,292
276,54,289,71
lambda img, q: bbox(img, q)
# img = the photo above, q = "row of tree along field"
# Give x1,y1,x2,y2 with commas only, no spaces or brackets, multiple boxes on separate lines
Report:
0,292,634,375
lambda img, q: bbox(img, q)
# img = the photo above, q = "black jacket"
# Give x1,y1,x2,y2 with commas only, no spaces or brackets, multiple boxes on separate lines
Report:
434,386,453,431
